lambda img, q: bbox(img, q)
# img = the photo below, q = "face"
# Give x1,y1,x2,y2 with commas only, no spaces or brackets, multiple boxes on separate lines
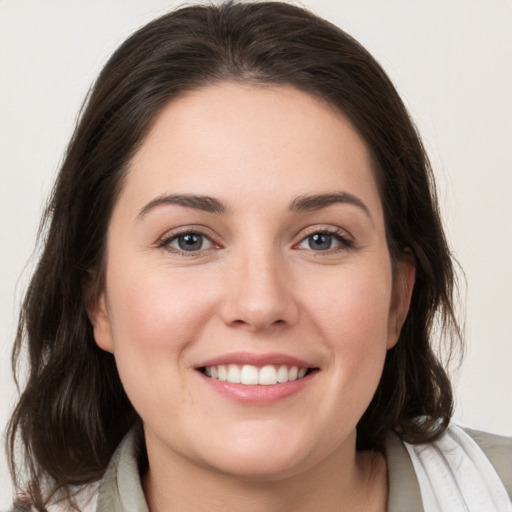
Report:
90,83,414,480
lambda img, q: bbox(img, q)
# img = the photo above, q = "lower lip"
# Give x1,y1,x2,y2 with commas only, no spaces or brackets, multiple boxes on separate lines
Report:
198,371,317,405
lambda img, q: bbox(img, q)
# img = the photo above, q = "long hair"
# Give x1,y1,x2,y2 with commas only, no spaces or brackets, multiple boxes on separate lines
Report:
7,1,461,509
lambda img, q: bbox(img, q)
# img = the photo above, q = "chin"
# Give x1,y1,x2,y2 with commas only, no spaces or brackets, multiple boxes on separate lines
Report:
193,432,320,481
204,454,310,482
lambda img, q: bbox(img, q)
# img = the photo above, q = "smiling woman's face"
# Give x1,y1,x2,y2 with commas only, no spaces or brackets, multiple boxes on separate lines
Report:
90,83,413,481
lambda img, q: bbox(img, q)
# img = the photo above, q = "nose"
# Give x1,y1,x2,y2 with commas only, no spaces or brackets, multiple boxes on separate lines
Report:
220,249,300,332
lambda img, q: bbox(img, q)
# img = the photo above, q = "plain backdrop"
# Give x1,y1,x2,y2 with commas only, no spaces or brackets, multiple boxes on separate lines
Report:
1,0,511,507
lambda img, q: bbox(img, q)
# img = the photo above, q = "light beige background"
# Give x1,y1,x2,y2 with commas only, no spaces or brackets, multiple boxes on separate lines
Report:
1,0,511,507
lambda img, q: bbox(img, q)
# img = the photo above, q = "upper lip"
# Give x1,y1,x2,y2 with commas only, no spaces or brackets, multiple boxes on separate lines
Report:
196,351,316,369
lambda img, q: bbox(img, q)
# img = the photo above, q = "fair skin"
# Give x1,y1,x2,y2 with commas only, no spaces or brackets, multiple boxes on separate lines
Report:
90,83,414,512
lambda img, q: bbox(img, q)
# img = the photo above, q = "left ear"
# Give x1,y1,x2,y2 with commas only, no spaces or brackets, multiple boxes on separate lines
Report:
87,290,115,353
387,251,416,349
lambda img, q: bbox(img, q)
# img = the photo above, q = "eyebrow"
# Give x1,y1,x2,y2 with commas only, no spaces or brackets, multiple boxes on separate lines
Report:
138,194,228,218
290,192,372,220
137,191,372,220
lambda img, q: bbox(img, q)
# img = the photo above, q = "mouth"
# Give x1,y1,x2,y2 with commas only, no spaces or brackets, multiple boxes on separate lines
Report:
199,364,315,385
196,353,319,404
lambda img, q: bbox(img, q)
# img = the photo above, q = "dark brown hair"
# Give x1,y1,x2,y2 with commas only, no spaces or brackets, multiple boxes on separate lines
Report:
7,1,461,509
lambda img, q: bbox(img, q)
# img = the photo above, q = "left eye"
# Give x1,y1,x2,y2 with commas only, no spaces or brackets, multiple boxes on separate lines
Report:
297,232,349,251
166,233,213,252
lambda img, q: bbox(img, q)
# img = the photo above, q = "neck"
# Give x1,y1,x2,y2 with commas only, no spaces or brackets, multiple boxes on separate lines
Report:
142,431,388,512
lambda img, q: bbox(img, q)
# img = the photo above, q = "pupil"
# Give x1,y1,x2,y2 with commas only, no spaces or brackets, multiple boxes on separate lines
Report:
309,233,331,250
178,234,202,251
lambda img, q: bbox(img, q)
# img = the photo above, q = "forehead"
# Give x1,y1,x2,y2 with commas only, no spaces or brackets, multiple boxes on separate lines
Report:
120,82,382,219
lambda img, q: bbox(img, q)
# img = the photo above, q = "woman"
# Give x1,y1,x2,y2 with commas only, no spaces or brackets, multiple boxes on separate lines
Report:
6,2,511,511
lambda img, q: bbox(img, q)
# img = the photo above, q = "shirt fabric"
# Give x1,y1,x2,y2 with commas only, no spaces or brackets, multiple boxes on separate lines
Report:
403,424,512,511
43,425,512,512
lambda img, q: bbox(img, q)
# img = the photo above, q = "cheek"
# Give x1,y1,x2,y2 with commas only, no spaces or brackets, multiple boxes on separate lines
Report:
107,264,217,351
104,264,222,423
104,263,221,404
304,265,392,399
309,265,392,347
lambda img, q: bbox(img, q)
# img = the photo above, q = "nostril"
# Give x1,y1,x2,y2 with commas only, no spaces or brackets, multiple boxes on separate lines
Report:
228,318,287,329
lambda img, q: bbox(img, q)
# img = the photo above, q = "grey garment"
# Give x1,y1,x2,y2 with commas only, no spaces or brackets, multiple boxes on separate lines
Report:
385,430,424,512
96,431,149,512
463,427,512,500
95,429,512,512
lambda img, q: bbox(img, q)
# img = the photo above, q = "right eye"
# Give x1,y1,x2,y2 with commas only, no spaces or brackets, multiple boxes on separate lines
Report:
162,232,214,253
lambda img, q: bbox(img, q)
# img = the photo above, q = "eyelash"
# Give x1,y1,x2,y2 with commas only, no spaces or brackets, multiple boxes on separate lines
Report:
158,229,217,256
157,227,354,256
295,228,354,253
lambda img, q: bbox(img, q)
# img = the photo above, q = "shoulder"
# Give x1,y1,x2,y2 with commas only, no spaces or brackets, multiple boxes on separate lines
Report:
7,483,100,512
462,426,512,499
402,424,512,507
385,425,512,512
51,483,99,512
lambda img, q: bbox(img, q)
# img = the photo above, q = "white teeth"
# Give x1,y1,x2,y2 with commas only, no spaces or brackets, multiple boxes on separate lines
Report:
227,364,241,383
204,364,310,385
218,365,228,381
277,365,289,383
259,365,277,385
240,364,259,385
